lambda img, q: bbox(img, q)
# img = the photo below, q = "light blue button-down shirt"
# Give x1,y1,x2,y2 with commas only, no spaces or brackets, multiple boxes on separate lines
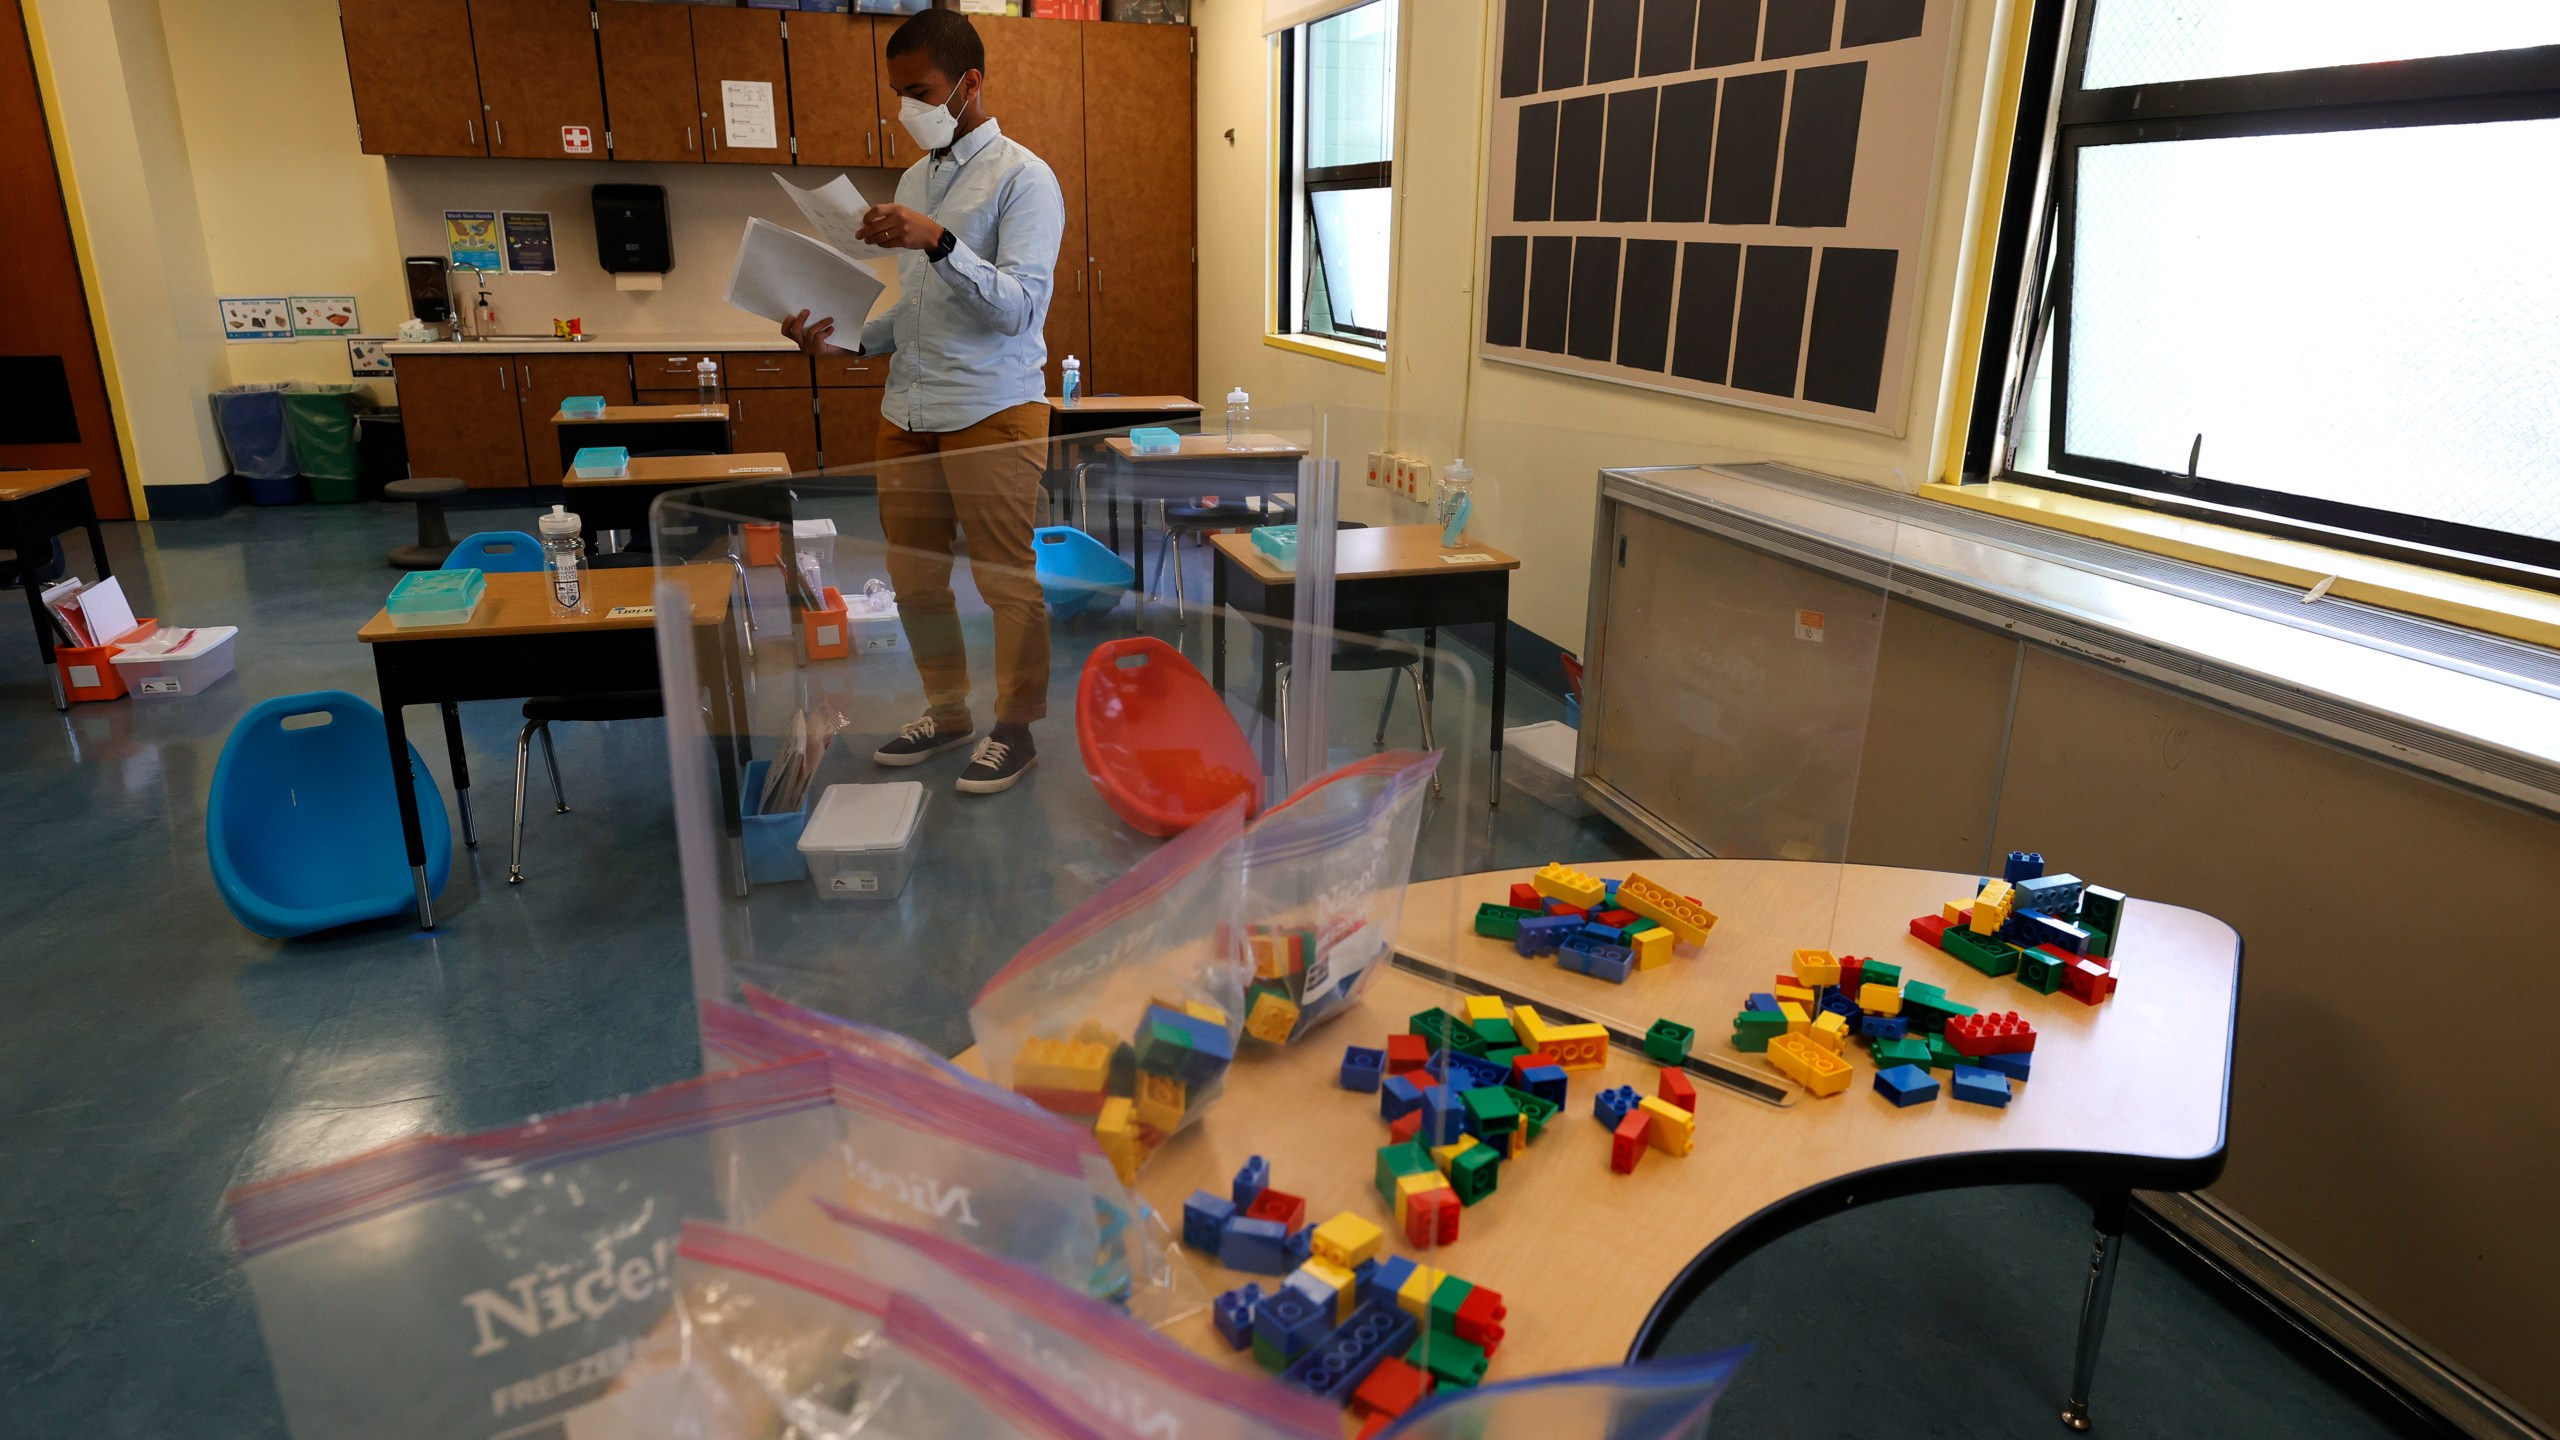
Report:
857,118,1064,434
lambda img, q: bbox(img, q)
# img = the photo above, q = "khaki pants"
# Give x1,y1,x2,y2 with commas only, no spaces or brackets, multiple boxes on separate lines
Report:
875,401,1052,729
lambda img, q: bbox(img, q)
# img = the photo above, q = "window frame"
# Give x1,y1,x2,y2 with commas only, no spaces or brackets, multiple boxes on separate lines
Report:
1275,1,1395,351
1971,2,2560,576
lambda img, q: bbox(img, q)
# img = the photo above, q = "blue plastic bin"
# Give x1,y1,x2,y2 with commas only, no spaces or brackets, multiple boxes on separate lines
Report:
214,384,300,502
740,758,813,884
1033,525,1136,620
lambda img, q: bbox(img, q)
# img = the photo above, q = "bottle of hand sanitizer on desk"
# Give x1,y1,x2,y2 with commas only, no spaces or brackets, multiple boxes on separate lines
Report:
541,505,588,615
1225,387,1250,450
1061,354,1081,407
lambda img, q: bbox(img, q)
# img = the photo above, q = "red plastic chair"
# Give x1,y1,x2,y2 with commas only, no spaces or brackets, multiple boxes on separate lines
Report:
1076,636,1264,836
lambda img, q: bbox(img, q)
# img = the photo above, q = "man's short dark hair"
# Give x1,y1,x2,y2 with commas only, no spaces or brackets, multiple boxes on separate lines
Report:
886,9,985,80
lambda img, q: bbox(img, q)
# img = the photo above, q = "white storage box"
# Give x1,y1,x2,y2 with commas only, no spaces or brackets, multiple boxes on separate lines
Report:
796,780,927,899
109,625,239,697
1502,719,1595,817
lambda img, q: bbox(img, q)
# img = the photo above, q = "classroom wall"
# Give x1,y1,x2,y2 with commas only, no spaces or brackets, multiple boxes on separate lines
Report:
1192,0,2020,648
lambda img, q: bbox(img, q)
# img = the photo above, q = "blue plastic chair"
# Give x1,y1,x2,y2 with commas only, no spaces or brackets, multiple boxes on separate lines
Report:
208,691,452,938
1033,525,1136,620
443,531,546,573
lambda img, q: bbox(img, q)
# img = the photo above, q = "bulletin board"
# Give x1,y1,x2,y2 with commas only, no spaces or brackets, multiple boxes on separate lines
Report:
1478,0,1961,434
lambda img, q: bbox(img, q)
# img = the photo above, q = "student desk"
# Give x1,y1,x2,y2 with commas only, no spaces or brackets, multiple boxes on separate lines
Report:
552,403,733,468
561,452,795,542
1208,525,1519,797
1099,433,1307,604
1126,859,2238,1426
1,469,111,709
357,565,746,929
1041,395,1203,533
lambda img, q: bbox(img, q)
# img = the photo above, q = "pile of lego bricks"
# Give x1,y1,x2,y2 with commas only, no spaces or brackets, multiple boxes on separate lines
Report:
1474,865,1718,983
1241,916,1375,1043
1908,851,2127,1007
1728,949,2037,1110
1012,999,1238,1184
1184,1157,1507,1435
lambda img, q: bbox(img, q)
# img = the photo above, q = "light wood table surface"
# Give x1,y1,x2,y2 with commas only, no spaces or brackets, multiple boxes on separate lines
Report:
1047,394,1201,415
552,403,729,425
1207,524,1519,586
1105,432,1306,462
561,452,793,488
1121,859,2236,1398
359,565,731,642
0,468,88,502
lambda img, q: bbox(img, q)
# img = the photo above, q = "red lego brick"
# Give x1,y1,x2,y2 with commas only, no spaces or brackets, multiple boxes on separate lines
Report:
1509,882,1542,909
1946,1010,2037,1057
1385,1034,1430,1075
1593,908,1637,928
1351,1356,1429,1419
1611,1110,1650,1173
1657,1066,1698,1113
1403,1186,1460,1247
1244,1187,1306,1231
1508,1049,1558,1081
1909,914,1950,946
1543,900,1587,920
1356,1412,1394,1440
1388,1109,1422,1144
1837,954,1865,994
1453,1288,1507,1352
2064,958,2119,1005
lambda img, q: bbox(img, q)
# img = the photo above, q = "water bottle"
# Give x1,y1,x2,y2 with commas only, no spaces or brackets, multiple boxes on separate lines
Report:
695,356,719,409
539,505,587,615
1436,458,1475,547
1225,387,1250,450
1060,354,1081,407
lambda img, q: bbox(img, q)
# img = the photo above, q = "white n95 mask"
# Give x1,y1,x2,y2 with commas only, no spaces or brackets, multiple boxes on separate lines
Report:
899,89,962,152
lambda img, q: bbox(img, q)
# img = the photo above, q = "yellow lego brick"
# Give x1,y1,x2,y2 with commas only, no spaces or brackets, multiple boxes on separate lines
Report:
1512,1004,1556,1049
1969,879,2012,934
1016,1036,1112,1093
1094,1098,1141,1186
1779,1001,1810,1035
1858,983,1903,1015
1071,1020,1117,1049
1462,994,1510,1024
1773,981,1817,1008
1397,1264,1446,1320
1637,1095,1695,1155
1809,1010,1849,1053
1615,872,1717,946
1301,1257,1358,1324
1768,1034,1852,1097
1395,1170,1444,1226
1132,1071,1186,1131
1631,926,1674,970
1792,949,1841,988
1430,1134,1481,1171
1249,934,1294,980
1310,1212,1384,1270
1244,989,1300,1044
1545,1022,1610,1072
1942,899,1968,926
1530,862,1607,911
1182,999,1230,1027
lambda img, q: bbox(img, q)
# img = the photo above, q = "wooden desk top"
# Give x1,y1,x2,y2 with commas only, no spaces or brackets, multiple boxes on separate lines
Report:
1047,394,1201,413
358,565,733,643
562,452,793,488
1210,524,1521,585
0,469,87,503
1105,433,1305,462
552,403,729,426
1121,859,2235,1378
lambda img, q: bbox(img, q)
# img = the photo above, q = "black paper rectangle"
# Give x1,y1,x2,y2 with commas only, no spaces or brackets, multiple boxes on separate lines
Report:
1639,0,1698,75
1543,0,1591,90
1501,0,1546,96
1552,93,1606,223
1587,0,1641,83
1650,77,1717,223
1708,70,1785,225
1485,235,1530,348
1694,0,1760,68
1732,245,1812,395
1761,0,1835,58
1514,101,1560,222
1568,238,1623,361
1802,246,1897,410
1841,0,1924,46
1616,239,1678,371
1600,88,1659,222
1527,236,1575,352
1669,242,1741,384
1775,61,1864,227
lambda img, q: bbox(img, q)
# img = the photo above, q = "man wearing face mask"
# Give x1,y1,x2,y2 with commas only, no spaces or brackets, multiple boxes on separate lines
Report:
781,9,1063,796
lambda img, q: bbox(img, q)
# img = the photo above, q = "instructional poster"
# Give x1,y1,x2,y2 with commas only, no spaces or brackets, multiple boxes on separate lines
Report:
721,79,775,149
217,297,291,341
289,296,361,336
502,211,556,273
445,210,501,272
346,337,393,377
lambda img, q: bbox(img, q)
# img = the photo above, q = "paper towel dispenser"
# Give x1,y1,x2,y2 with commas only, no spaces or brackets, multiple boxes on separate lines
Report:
592,184,670,274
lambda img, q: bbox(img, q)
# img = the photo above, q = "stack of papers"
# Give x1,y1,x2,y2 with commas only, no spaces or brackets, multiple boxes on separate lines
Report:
755,707,840,816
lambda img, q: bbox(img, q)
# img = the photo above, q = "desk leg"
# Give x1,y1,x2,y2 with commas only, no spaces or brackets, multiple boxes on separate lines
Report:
441,702,476,848
2060,1188,2131,1431
384,701,435,929
1489,603,1508,806
16,519,65,711
1210,554,1227,692
1255,627,1279,777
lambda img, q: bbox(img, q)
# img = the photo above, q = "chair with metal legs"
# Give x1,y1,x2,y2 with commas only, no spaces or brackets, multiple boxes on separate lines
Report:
505,553,665,885
1152,494,1295,624
1272,639,1443,799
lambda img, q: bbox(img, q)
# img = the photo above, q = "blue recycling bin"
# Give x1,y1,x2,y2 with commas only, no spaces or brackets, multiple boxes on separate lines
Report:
214,384,301,505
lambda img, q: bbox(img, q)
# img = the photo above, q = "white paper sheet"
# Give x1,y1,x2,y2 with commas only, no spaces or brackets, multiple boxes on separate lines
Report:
724,217,887,332
79,576,139,645
774,173,892,261
721,80,775,149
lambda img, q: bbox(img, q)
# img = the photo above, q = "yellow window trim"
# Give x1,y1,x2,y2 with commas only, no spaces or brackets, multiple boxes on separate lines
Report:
1263,331,1388,373
1921,479,2560,651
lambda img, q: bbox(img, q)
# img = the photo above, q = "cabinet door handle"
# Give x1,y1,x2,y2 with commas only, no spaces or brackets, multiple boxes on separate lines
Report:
687,125,696,152
467,116,478,146
1076,266,1084,294
521,364,531,387
865,130,875,159
498,364,510,391
1092,263,1102,294
491,115,505,148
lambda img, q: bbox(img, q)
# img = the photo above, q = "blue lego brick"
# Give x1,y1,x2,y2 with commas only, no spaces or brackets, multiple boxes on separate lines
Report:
1281,1296,1421,1403
1350,1257,1378,1300
1380,1074,1426,1122
1872,1064,1939,1107
2012,873,2085,917
1514,915,1577,956
1140,1004,1236,1085
1431,1049,1507,1093
1819,989,1861,1022
1340,1045,1385,1092
1579,921,1627,945
1221,1215,1291,1274
1182,1190,1235,1253
1558,933,1633,983
1283,1266,1334,1315
1950,1066,2013,1108
1417,1085,1468,1145
1285,1225,1313,1268
1212,1284,1262,1351
1365,1254,1417,1307
1513,1061,1567,1107
1593,1084,1640,1129
2012,910,2092,956
2003,851,2045,883
1253,1287,1329,1367
1980,1049,2033,1082
1860,1014,1909,1041
1232,1155,1269,1207
1603,877,1620,903
1744,992,1780,1013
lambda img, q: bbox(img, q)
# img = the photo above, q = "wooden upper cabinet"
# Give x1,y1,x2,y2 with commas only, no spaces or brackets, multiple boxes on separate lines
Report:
597,1,701,162
786,11,883,168
468,0,604,160
691,7,792,166
976,17,1089,396
340,0,486,157
1082,23,1196,399
872,18,915,171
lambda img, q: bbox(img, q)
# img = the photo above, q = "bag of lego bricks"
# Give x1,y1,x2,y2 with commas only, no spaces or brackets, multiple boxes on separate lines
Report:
718,988,1204,1327
970,797,1252,1175
224,1056,837,1440
561,1221,1124,1440
1234,752,1442,1044
1383,1349,1749,1440
814,1204,1339,1440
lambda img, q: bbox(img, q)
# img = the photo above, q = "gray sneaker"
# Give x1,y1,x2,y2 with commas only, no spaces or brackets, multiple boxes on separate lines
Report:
874,715,973,766
956,729,1037,794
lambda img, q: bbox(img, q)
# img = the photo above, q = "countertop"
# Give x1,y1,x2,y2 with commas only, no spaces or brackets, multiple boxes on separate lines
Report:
383,335,798,356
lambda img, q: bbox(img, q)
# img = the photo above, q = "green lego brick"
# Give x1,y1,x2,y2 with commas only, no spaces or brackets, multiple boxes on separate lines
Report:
1430,1274,1475,1329
1447,1146,1500,1205
1473,902,1541,941
1860,959,1902,989
1375,1141,1438,1206
1484,1045,1529,1069
1135,1017,1197,1076
1106,1042,1138,1096
1252,1331,1287,1373
1942,926,2020,977
1410,1010,1488,1057
1643,1018,1696,1064
1471,1016,1519,1048
1500,1085,1557,1139
1731,1010,1787,1052
1872,1035,1931,1069
1460,1085,1521,1135
1924,1033,1965,1071
2015,947,2069,995
1902,979,1947,1005
1409,1331,1488,1388
2083,922,2115,962
1623,916,1659,934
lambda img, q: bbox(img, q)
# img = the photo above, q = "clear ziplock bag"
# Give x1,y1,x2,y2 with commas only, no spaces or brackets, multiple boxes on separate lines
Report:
564,1222,1123,1440
970,798,1251,1177
225,1057,836,1440
721,983,1198,1322
814,1203,1339,1440
1385,1349,1750,1440
1236,752,1443,1042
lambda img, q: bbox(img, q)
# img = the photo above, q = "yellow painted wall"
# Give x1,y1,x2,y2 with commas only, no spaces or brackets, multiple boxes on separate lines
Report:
1196,0,2022,647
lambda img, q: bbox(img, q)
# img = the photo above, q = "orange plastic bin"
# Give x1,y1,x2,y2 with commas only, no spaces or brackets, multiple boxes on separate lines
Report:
1075,636,1263,836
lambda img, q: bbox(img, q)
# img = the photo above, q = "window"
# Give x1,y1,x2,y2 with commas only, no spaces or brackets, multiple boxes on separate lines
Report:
1278,0,1397,348
1980,2,2560,571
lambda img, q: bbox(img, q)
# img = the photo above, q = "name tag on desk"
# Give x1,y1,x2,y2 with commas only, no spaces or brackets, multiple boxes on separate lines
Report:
606,605,656,619
1440,553,1496,564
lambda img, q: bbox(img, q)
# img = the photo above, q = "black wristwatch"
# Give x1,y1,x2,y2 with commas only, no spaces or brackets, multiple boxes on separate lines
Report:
926,228,958,264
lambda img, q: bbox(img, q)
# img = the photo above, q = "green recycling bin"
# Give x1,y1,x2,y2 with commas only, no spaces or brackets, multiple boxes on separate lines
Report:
283,383,376,503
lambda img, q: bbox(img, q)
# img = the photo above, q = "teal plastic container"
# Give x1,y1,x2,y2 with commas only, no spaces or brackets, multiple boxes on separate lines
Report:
571,446,629,478
385,568,485,628
560,395,607,418
1128,426,1181,455
1251,524,1298,572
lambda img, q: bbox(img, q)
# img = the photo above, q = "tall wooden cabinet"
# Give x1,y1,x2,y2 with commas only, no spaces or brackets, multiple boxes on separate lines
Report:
595,2,700,162
469,0,606,160
1080,22,1195,399
339,0,485,158
691,7,792,166
977,17,1090,397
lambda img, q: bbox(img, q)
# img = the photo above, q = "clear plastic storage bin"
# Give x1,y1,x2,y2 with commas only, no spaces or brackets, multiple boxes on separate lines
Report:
796,781,927,899
109,625,239,697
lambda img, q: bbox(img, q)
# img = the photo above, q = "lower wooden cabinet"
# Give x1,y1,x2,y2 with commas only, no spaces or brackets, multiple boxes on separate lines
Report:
817,386,884,472
514,354,634,482
393,353,529,489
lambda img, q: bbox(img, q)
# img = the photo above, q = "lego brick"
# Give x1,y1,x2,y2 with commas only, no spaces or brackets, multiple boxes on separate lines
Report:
1779,1001,1811,1035
1245,1187,1307,1232
1773,980,1817,1008
1453,1286,1507,1350
2083,921,2115,962
1542,899,1587,919
1623,915,1660,935
1924,1033,1966,1071
1484,1045,1529,1069
1819,989,1862,1024
1658,1066,1698,1113
1312,1212,1385,1271
1182,998,1230,1028
2064,957,2119,1006
1182,1190,1236,1253
1248,932,1298,981
2014,910,2092,956
1212,1283,1261,1350
1393,1171,1445,1227
1643,1018,1696,1064
1792,949,1842,988
1614,872,1717,946
1471,1016,1519,1048
1395,1263,1445,1321
1341,1045,1386,1092
1221,1215,1292,1274
1017,1084,1110,1118
1374,1141,1438,1208
1448,1144,1501,1205
1408,1329,1489,1389
1411,1010,1489,1058
1837,955,1866,994
1809,1010,1850,1053
1950,1065,2013,1108
1284,1264,1339,1320
2015,945,2070,995
1939,900,1969,927
1972,877,2013,931
1429,1275,1474,1333
1432,1048,1509,1093
1731,1009,1787,1052
1416,1085,1468,1145
2081,884,2127,941
1946,1010,2037,1057
1593,1083,1641,1128
1744,991,1779,1012
1473,902,1542,941
1508,881,1542,909
1403,1186,1460,1247
2003,850,2045,883
1462,994,1510,1024
1543,1021,1610,1071
1460,1085,1522,1136
1580,921,1628,946
1094,1097,1142,1187
1901,987,1977,1034
1380,1074,1426,1123
1872,1035,1931,1069
1385,1034,1431,1075
1631,926,1675,971
1133,1071,1188,1131
1531,861,1608,910
1387,1109,1422,1144
1637,1095,1695,1154
1365,1254,1417,1307
1509,1055,1568,1106
1302,1257,1360,1323
1350,1354,1429,1421
1593,907,1637,928
1514,914,1578,956
1980,1049,2032,1082
1428,1133,1478,1171
1908,913,1951,947
1245,988,1301,1043
1254,1286,1330,1369
2013,872,2085,916
1857,983,1904,1016
1942,925,2021,977
1500,1085,1559,1140
1859,1014,1909,1042
1873,1063,1939,1107
1767,1033,1853,1097
1862,959,1902,989
1557,931,1634,983
1014,1036,1112,1094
